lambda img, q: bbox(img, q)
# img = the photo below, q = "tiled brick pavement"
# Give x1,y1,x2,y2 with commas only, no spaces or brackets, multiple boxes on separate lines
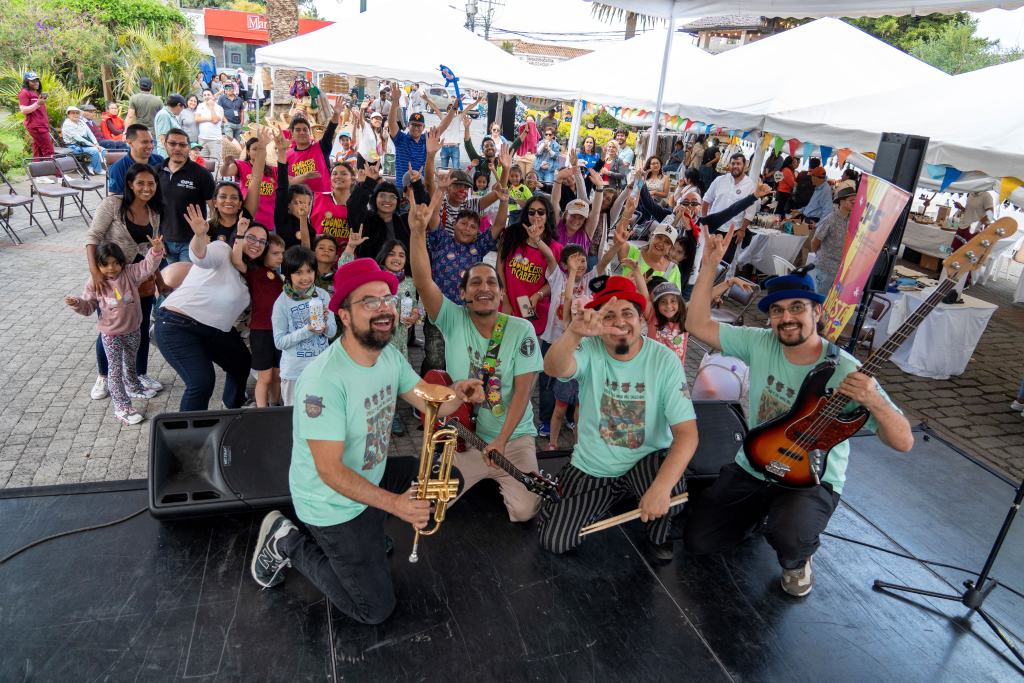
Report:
0,183,1021,489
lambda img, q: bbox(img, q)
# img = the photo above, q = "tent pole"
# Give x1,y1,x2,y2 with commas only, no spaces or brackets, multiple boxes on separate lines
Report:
646,17,676,161
750,129,766,177
566,98,584,166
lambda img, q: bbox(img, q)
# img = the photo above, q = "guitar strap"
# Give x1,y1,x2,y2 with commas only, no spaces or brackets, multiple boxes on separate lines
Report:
479,313,509,418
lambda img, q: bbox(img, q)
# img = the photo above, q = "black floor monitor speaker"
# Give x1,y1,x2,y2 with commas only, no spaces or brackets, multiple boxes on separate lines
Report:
685,400,747,479
148,407,293,519
866,132,930,292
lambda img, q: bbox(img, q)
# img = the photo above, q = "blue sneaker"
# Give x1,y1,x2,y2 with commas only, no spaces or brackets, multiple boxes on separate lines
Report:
537,422,551,438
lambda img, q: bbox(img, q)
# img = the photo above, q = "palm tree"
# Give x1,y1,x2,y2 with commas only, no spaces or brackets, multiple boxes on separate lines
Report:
590,2,661,39
266,0,300,115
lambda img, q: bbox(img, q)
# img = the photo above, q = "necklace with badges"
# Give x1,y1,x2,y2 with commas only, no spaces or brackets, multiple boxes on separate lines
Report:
480,313,508,417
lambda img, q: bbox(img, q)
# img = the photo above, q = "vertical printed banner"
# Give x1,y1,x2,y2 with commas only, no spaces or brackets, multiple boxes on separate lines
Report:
821,173,911,342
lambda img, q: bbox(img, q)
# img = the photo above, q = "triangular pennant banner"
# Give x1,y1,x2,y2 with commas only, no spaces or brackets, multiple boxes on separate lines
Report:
926,164,946,180
939,167,962,192
704,124,713,134
684,119,695,131
1000,176,1023,202
837,148,852,167
819,145,833,165
773,136,785,154
741,130,751,140
731,136,740,145
803,142,816,158
787,138,800,156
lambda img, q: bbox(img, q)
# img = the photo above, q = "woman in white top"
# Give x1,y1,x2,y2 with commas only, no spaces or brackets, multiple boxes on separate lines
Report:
154,204,266,411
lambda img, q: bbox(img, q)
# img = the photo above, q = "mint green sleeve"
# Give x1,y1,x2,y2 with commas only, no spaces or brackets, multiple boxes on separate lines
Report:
294,374,347,443
717,324,764,365
661,353,696,426
396,352,421,394
430,293,458,328
513,324,543,376
569,336,595,382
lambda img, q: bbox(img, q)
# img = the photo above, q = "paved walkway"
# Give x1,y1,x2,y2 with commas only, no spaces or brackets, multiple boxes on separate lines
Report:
1,183,1022,489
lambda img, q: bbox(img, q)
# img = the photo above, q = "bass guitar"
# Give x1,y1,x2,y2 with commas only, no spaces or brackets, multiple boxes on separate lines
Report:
421,369,563,503
743,218,1016,488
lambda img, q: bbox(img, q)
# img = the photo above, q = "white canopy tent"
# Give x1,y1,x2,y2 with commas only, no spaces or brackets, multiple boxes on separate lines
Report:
763,58,1024,179
253,2,572,100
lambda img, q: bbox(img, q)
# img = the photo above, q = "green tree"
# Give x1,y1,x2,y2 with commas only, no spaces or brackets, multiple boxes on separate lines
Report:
843,13,968,53
910,18,1022,74
51,0,187,29
114,26,203,101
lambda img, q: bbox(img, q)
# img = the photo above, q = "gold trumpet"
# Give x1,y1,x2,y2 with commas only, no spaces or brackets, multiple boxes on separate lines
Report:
408,384,461,563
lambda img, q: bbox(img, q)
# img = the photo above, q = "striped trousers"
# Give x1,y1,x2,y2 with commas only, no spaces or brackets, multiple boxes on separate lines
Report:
537,450,686,554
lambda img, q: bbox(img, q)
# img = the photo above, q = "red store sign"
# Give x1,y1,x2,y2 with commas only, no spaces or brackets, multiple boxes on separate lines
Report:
204,8,332,44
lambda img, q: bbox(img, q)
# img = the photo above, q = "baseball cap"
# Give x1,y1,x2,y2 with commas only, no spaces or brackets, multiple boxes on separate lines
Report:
448,169,473,188
190,142,203,150
651,281,682,302
809,166,827,178
408,112,425,125
80,103,97,112
566,199,590,218
224,82,234,89
167,94,187,107
338,131,351,139
585,275,648,313
139,77,153,91
650,221,678,244
24,71,39,81
369,111,383,119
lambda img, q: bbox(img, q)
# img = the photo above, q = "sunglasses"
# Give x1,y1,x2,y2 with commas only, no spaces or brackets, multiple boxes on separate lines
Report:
680,201,700,206
527,208,547,217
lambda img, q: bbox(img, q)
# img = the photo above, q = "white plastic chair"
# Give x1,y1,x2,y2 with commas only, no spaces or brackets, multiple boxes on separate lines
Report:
772,255,796,276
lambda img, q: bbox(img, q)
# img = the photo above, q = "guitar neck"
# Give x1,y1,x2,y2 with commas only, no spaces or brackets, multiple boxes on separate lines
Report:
449,419,521,480
824,278,957,415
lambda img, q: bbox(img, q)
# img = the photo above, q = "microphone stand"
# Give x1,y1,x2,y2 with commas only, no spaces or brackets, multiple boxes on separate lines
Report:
873,479,1024,668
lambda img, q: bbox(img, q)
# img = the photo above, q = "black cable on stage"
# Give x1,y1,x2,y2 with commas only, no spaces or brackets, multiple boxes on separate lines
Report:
0,506,148,566
822,530,1024,602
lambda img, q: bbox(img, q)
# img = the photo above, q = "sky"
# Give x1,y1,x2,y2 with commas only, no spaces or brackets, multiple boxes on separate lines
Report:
311,0,1024,51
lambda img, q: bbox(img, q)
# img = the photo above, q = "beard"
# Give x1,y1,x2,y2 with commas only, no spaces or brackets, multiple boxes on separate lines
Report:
613,341,630,355
353,313,395,350
776,323,810,347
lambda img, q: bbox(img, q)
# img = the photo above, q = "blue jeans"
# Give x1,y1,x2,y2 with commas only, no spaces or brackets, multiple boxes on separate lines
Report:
96,295,154,376
154,308,251,411
69,144,103,173
440,145,460,170
98,140,129,151
164,239,192,264
1017,379,1024,402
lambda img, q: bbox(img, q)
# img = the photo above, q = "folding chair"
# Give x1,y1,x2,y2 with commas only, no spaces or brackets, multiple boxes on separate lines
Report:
54,154,104,218
0,168,44,243
205,159,219,180
49,128,73,157
710,277,759,326
102,150,127,196
24,158,89,230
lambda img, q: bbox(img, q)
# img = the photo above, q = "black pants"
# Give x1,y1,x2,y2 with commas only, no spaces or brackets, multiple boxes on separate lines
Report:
282,457,457,625
722,227,753,265
538,450,686,555
683,463,840,570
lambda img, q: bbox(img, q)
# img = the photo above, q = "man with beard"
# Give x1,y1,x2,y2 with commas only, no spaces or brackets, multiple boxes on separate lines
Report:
156,128,215,263
702,152,758,264
409,189,544,522
251,257,483,624
538,276,698,559
683,228,913,597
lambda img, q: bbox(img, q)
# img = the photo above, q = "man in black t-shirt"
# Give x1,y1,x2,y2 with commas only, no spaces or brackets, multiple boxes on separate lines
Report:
157,128,215,263
217,83,246,142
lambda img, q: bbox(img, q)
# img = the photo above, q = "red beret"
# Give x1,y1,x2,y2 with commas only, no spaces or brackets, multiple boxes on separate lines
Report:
328,257,398,313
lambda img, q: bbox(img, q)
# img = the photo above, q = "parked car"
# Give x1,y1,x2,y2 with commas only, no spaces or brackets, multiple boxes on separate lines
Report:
425,86,455,113
461,94,484,119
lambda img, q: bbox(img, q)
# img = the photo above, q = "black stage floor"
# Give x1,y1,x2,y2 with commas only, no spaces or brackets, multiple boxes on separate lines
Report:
1,426,1022,682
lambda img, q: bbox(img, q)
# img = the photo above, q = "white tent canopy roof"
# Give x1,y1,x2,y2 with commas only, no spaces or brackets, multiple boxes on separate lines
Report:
763,57,1024,178
660,18,950,129
254,2,571,99
584,1,1024,19
542,28,713,105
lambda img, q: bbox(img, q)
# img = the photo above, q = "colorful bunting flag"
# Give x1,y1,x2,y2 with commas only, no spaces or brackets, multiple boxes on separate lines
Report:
704,124,713,134
1000,176,1023,202
837,148,852,167
684,119,695,131
819,145,833,165
773,136,785,154
939,167,962,192
787,138,799,156
926,164,946,180
741,130,751,140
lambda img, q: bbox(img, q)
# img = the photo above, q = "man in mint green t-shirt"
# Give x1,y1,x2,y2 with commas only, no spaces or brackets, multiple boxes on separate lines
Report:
250,258,482,625
540,275,699,557
684,229,913,597
410,191,544,522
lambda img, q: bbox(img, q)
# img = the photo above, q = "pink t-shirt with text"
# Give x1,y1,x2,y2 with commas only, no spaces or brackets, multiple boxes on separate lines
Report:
504,240,563,335
287,144,330,194
236,160,277,231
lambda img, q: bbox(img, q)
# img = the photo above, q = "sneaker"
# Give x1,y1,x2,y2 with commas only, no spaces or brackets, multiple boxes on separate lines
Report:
1010,400,1024,412
139,374,163,391
781,557,814,597
114,409,144,426
564,419,576,433
251,510,296,588
127,387,158,399
537,422,551,438
649,540,675,563
90,375,108,400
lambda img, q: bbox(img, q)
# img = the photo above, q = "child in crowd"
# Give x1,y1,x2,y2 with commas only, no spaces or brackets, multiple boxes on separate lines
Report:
234,221,286,407
506,165,531,224
648,281,689,394
472,171,489,198
272,245,336,406
312,234,338,294
65,238,165,425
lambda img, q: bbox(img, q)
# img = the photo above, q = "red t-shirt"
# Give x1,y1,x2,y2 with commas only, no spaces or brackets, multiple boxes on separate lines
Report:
311,192,351,250
18,89,49,131
287,144,330,194
245,264,284,330
237,160,277,232
504,240,563,335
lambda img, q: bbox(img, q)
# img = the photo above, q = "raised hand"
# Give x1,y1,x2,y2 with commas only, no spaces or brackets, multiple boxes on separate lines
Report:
568,147,578,168
493,183,509,204
568,297,623,338
702,225,735,267
146,234,165,255
754,182,773,198
272,127,287,156
612,220,631,248
525,221,544,246
498,143,512,169
406,162,422,186
64,296,80,308
236,215,251,236
425,127,441,156
407,187,442,236
184,204,210,237
390,81,400,101
555,166,574,183
346,226,368,251
365,161,380,181
436,170,452,194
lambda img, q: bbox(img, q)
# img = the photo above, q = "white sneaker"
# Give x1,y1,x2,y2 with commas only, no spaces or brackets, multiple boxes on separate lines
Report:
139,374,163,391
127,387,158,399
781,557,814,597
115,409,145,425
1010,400,1024,412
90,375,108,400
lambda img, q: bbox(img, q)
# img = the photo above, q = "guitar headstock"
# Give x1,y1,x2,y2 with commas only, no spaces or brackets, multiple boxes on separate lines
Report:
942,217,1017,280
523,469,563,503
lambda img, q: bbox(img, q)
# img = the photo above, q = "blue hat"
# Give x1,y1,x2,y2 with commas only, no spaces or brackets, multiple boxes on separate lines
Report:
24,71,39,81
757,265,826,313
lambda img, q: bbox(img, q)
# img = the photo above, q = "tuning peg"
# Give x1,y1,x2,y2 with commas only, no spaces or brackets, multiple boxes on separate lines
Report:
995,228,1006,236
980,239,991,248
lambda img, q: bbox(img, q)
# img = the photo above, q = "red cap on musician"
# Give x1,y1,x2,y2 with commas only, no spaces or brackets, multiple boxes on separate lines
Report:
585,275,649,314
329,258,398,313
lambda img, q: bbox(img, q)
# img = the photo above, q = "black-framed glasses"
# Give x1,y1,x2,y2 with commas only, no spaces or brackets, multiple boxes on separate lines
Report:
348,294,399,311
527,208,547,217
768,302,810,318
244,234,267,247
680,201,700,206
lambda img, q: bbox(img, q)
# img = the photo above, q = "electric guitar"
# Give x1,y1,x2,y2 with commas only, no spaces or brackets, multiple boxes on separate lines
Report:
421,369,563,503
743,218,1016,488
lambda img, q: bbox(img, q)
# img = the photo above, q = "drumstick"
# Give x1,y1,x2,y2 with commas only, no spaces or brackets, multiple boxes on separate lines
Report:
579,493,689,537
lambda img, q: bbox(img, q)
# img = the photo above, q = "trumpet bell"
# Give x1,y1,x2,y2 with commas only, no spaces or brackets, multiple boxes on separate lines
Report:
414,384,456,404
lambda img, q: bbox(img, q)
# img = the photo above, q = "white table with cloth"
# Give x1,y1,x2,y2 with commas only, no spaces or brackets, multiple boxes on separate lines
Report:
901,219,953,259
734,228,807,273
873,288,997,380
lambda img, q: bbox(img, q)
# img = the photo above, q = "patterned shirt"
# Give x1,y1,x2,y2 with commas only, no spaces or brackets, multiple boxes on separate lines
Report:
427,227,496,303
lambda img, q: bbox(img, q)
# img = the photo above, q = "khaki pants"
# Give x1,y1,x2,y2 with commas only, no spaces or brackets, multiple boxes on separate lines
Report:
451,434,541,522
